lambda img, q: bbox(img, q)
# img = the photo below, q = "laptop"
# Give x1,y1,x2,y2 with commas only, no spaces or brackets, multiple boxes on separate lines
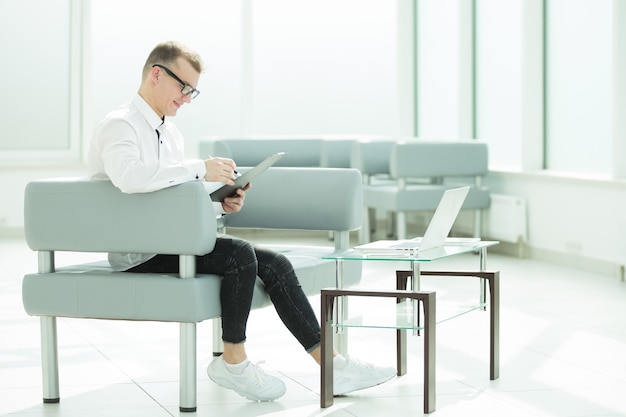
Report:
210,152,287,202
354,186,474,255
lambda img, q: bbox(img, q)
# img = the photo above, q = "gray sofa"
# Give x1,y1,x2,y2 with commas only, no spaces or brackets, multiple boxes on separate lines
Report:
22,167,363,412
198,136,369,168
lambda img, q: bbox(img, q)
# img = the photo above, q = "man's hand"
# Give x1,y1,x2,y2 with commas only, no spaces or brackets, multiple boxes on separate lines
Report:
222,183,251,213
204,157,237,185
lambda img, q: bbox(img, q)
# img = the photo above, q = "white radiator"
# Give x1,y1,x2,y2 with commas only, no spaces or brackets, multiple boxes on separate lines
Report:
484,194,527,244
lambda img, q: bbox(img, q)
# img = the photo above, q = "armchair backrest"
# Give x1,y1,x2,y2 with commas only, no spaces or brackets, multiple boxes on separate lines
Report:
320,139,355,168
24,178,217,256
350,140,395,176
210,138,323,167
225,167,363,232
390,141,489,178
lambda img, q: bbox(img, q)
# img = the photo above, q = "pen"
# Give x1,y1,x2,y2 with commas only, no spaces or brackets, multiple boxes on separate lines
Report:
207,155,239,177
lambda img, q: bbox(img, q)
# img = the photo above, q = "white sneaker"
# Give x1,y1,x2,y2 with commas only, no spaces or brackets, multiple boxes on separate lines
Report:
207,356,286,401
333,355,396,395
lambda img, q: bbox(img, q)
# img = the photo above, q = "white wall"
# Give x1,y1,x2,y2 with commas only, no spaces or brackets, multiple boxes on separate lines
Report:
485,171,626,274
0,165,86,232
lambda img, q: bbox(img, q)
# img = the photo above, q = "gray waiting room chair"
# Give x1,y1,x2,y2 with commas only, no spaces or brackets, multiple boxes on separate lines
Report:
357,140,491,241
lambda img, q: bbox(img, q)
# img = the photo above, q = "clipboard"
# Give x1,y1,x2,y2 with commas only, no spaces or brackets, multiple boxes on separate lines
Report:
209,152,287,202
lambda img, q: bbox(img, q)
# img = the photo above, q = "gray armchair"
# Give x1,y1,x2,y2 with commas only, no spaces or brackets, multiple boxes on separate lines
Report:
23,179,219,412
22,167,364,412
356,140,491,241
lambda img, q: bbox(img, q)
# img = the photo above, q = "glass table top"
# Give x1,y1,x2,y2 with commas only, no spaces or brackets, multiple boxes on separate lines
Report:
324,240,498,330
323,241,499,262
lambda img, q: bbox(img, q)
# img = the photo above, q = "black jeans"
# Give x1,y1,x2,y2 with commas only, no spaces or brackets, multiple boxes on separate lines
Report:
127,235,322,352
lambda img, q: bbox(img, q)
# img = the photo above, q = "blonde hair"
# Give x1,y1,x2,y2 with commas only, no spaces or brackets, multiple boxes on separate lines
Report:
142,41,204,80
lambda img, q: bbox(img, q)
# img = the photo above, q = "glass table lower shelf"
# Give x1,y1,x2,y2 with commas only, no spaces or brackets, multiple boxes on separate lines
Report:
335,297,489,330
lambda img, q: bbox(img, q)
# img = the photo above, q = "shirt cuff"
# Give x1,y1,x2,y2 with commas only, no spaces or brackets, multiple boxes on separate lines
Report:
186,159,207,181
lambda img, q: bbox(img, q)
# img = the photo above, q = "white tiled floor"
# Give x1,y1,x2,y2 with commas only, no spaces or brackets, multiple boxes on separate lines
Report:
2,232,626,416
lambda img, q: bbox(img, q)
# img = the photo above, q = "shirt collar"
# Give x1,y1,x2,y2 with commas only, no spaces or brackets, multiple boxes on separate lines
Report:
132,94,165,131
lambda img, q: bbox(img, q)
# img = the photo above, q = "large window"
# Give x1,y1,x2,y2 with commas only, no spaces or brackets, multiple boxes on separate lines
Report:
475,0,525,170
90,0,400,153
545,0,612,175
416,0,464,139
90,0,239,150
0,0,78,162
4,1,620,174
249,0,398,135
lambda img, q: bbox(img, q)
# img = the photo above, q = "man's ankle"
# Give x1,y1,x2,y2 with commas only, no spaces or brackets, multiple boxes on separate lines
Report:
224,358,249,375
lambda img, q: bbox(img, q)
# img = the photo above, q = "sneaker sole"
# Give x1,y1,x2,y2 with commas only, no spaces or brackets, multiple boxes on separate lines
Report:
207,365,286,402
334,373,395,396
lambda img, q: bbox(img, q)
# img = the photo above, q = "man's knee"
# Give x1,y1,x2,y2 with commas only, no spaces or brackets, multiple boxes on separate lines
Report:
230,239,257,266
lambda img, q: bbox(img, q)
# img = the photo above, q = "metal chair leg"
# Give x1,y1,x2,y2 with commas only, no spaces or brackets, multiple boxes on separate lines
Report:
212,318,224,356
179,322,197,412
40,316,60,404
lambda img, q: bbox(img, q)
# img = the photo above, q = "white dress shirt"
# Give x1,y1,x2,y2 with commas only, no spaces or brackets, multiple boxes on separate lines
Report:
88,94,207,193
87,94,219,271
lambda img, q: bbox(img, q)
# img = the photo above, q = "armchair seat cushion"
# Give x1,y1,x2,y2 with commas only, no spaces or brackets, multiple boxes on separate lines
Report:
23,263,223,322
23,245,361,323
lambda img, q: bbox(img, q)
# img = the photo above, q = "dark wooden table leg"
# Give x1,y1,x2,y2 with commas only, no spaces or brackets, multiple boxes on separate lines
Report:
320,291,334,408
489,271,500,380
423,292,436,413
419,270,500,380
396,270,412,375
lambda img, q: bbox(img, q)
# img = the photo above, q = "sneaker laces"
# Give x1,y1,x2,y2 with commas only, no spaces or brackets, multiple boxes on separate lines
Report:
342,356,376,372
245,361,271,389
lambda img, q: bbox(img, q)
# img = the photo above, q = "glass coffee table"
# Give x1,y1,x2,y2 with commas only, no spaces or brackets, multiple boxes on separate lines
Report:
320,241,500,414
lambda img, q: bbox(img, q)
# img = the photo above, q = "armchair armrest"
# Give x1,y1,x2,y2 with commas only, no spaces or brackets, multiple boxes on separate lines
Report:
24,178,217,256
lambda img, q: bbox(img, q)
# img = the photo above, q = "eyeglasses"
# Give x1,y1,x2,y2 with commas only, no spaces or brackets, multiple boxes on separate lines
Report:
152,64,200,99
